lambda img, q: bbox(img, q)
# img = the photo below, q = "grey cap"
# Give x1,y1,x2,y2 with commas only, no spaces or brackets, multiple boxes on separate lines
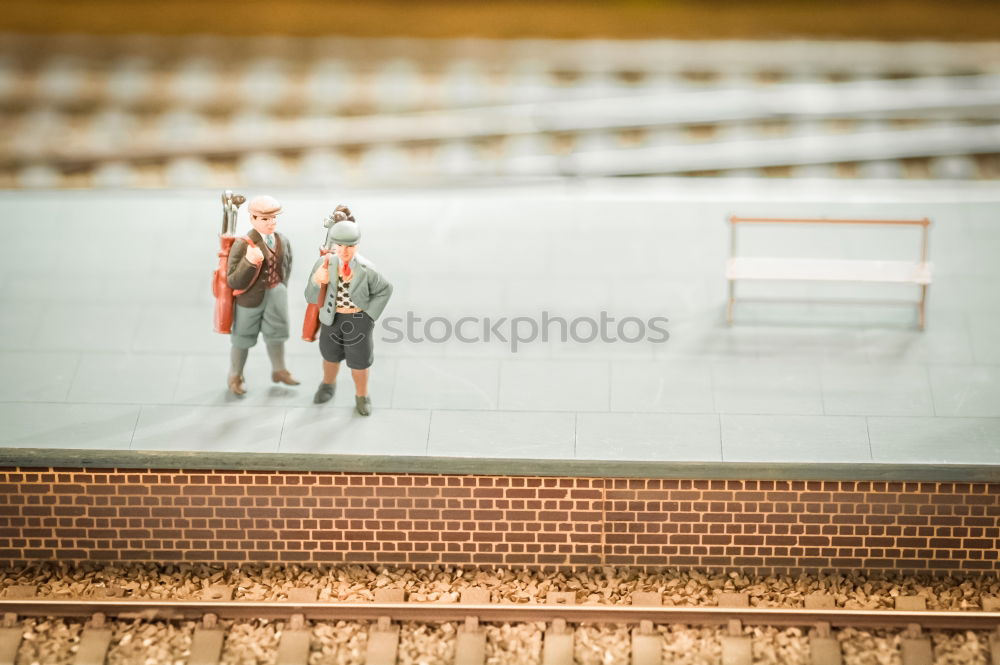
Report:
328,220,361,246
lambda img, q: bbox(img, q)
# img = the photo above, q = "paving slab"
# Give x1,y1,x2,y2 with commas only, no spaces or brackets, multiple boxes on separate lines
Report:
576,413,722,462
428,410,575,459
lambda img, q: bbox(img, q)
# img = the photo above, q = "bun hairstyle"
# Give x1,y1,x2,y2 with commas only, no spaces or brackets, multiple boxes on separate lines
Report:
335,204,355,221
323,205,356,229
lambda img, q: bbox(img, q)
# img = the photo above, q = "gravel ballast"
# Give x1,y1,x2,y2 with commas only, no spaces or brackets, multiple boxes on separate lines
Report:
1,563,997,665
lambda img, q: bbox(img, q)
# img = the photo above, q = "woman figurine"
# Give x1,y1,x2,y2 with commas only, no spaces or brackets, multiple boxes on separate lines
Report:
305,208,392,415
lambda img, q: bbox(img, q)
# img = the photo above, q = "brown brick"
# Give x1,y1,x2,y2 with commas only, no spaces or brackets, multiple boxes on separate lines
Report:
3,468,992,574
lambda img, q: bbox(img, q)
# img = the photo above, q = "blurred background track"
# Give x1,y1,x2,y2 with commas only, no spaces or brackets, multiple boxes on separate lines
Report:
3,1,999,189
2,35,999,189
5,0,1000,40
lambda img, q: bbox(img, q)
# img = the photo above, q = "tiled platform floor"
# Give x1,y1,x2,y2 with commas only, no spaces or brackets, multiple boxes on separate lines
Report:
1,179,998,477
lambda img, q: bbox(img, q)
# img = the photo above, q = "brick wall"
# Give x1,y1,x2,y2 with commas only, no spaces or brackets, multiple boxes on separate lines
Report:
1,469,997,573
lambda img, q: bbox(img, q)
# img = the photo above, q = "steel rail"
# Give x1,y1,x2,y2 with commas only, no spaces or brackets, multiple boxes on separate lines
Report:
9,74,1000,168
1,599,998,631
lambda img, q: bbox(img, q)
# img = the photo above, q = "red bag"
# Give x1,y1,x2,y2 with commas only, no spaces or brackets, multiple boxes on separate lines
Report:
302,253,331,342
213,236,261,334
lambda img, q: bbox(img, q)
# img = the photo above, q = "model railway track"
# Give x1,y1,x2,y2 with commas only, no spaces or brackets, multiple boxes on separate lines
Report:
9,74,1000,169
0,595,998,665
3,36,1000,187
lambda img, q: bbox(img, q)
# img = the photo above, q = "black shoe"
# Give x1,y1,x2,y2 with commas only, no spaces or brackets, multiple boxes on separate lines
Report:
355,395,372,416
313,382,335,404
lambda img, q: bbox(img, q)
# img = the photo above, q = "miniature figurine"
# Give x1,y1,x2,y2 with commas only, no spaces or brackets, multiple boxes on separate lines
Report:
305,208,392,415
226,195,299,395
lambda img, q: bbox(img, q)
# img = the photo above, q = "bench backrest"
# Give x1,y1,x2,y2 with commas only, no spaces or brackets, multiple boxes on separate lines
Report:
727,216,931,263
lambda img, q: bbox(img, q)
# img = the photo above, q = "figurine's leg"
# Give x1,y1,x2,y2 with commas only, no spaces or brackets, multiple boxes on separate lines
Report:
347,313,375,415
230,346,248,374
231,303,263,351
315,319,344,404
266,343,286,372
322,360,341,384
228,303,259,396
351,368,369,397
266,342,299,385
261,286,298,385
313,361,339,404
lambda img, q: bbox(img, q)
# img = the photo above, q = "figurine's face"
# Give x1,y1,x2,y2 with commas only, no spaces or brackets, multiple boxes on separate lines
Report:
334,244,357,263
250,212,278,236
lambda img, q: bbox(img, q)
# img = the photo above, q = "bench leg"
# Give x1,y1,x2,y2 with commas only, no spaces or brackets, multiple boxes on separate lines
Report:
918,284,928,331
726,280,735,325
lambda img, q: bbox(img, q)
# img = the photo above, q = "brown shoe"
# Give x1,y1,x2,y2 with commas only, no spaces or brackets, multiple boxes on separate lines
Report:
228,375,246,396
271,369,300,386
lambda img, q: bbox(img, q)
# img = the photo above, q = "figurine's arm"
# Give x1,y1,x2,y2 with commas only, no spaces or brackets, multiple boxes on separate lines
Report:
363,268,393,320
304,255,326,303
283,233,293,281
227,239,259,291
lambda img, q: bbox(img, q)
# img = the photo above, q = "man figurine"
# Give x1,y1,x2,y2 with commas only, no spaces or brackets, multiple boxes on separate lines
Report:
306,219,392,415
226,195,299,395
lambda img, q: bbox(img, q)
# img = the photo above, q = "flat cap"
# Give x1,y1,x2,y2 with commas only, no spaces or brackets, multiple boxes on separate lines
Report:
328,220,361,246
248,195,283,217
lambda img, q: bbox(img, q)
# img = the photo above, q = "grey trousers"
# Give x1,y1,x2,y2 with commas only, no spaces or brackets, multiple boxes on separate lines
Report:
231,283,289,349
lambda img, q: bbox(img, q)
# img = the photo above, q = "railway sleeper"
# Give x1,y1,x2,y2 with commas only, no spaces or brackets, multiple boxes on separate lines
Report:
900,623,933,665
718,592,749,608
990,627,1000,665
2,586,36,600
73,612,111,665
809,621,842,665
188,612,224,665
895,596,928,611
202,585,234,602
454,616,486,665
542,617,573,665
720,618,752,665
631,619,661,665
805,593,836,610
276,613,310,665
0,613,21,665
284,588,318,603
366,615,400,665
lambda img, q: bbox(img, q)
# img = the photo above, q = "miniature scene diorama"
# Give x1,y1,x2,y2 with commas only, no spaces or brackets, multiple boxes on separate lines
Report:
1,4,999,663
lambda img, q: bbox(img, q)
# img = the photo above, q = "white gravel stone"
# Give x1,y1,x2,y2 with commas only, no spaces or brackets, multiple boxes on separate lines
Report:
220,619,280,665
309,620,368,665
397,621,457,665
106,619,194,665
749,626,810,665
574,623,631,665
4,564,999,612
15,618,83,665
930,630,992,665
657,625,722,665
838,627,902,665
484,621,543,665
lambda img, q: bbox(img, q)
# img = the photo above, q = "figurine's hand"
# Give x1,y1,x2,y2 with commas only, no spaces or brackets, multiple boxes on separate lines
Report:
313,265,329,285
245,245,264,266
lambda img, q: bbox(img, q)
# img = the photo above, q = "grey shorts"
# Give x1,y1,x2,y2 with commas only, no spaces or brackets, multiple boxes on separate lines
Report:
319,312,375,369
231,283,289,349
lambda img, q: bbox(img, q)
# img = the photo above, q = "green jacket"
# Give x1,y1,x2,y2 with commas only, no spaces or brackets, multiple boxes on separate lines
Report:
304,253,393,323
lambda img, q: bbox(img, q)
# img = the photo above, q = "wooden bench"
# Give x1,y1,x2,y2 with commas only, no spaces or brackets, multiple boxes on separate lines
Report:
725,216,932,329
